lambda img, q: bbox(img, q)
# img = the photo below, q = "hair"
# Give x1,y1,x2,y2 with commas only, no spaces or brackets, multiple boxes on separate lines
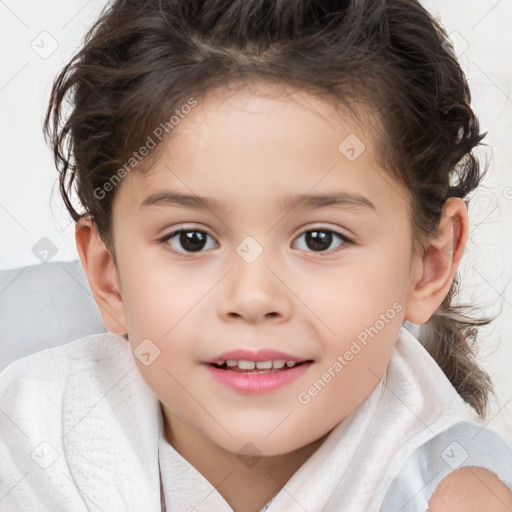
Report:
44,0,493,417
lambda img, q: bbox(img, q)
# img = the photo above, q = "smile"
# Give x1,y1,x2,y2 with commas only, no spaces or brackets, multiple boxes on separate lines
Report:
204,360,313,394
211,359,306,372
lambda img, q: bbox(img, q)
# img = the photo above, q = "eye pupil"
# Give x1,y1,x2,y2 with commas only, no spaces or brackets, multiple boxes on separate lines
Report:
180,231,207,252
306,230,333,251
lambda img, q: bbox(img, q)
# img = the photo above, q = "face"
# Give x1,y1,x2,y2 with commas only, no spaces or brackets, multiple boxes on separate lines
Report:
110,81,419,457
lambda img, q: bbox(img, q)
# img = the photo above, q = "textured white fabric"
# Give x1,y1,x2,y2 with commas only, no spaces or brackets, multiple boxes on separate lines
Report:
1,327,510,512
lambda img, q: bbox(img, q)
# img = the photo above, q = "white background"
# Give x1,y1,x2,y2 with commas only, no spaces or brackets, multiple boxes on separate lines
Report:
1,1,511,440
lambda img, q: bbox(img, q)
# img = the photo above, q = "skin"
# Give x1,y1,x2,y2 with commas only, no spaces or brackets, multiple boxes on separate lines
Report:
75,81,510,511
429,467,512,511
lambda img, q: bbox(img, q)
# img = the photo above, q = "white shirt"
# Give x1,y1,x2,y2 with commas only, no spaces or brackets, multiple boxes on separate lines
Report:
1,327,511,511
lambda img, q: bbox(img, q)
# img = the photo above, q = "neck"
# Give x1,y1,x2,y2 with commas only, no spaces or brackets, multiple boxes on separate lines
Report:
161,408,330,512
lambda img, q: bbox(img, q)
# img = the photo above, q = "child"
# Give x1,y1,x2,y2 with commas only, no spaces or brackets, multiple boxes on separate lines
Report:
1,0,511,510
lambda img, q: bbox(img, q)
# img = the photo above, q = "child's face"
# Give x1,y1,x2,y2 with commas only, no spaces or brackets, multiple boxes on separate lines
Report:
110,81,421,457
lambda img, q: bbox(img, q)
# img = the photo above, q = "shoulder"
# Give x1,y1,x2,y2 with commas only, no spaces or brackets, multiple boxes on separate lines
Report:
381,421,512,512
0,331,133,455
1,331,128,375
429,466,512,511
0,332,130,401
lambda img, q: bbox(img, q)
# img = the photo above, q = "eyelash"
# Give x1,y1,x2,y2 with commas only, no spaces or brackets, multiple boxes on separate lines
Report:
157,227,354,258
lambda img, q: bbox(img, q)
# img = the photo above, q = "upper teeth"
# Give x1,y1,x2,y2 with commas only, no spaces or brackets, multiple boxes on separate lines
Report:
215,359,298,369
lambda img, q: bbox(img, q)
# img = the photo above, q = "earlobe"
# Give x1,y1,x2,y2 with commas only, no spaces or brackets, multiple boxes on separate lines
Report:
75,217,128,335
404,197,468,325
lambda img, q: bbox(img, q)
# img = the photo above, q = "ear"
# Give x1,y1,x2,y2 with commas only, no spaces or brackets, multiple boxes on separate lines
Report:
75,217,128,335
405,197,468,325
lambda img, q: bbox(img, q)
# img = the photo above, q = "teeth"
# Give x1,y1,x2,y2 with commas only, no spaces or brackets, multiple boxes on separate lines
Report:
255,361,273,370
215,359,300,370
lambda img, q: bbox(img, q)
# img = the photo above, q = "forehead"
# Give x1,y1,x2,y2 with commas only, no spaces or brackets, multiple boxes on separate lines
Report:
169,80,372,149
112,81,408,220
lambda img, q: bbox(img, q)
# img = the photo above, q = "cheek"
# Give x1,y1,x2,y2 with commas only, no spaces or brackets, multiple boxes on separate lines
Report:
305,256,406,385
307,259,405,330
120,257,205,339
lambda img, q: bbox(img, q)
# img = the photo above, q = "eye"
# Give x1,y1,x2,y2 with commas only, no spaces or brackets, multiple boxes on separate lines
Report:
158,229,218,255
292,228,351,254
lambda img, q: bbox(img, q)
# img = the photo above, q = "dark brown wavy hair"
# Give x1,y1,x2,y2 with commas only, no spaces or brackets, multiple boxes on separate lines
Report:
44,0,493,417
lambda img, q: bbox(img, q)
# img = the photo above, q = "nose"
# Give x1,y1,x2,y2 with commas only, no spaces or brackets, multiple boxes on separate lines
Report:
217,252,293,324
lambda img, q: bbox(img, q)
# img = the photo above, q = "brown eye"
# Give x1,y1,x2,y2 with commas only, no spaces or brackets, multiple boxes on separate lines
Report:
293,229,350,253
305,231,333,251
160,229,217,254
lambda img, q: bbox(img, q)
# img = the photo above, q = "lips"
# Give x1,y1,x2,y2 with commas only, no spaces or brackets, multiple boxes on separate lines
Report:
205,349,307,364
204,357,313,394
203,349,311,373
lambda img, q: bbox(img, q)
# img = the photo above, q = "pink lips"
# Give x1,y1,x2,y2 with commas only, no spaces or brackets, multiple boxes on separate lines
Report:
204,362,312,394
204,348,306,364
202,348,313,394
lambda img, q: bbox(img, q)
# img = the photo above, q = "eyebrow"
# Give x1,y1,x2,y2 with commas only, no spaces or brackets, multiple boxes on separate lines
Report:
139,190,376,213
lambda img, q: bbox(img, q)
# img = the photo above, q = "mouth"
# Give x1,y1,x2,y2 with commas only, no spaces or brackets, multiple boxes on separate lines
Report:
202,349,314,393
204,358,314,394
207,359,313,374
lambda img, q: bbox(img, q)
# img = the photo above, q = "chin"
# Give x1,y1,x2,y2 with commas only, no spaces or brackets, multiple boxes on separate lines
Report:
211,429,317,459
